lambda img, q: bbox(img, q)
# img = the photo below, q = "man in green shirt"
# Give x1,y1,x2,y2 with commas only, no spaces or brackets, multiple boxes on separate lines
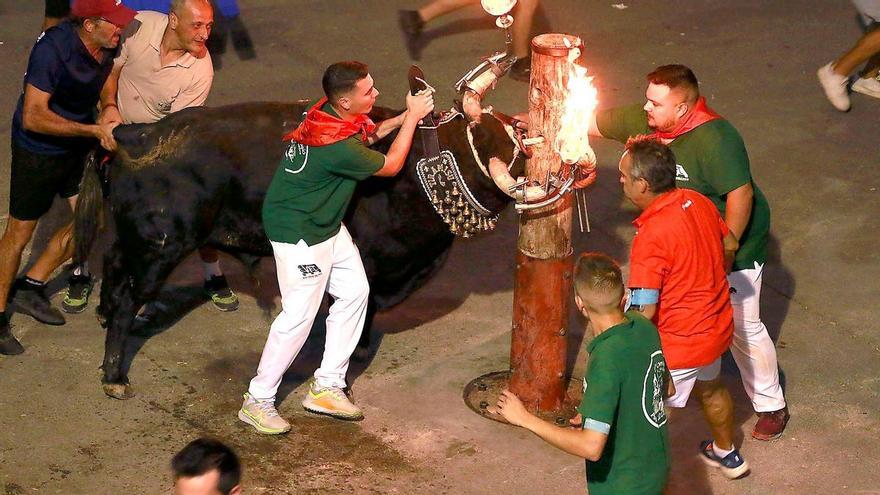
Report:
491,252,670,495
238,61,434,435
588,64,789,441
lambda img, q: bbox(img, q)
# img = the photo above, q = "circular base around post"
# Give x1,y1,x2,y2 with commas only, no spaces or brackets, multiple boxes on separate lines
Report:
462,371,583,426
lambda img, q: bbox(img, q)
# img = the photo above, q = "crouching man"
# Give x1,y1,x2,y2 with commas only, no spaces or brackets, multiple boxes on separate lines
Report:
491,252,671,495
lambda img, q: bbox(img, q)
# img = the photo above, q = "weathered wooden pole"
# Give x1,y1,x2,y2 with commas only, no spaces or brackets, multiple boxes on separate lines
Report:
508,34,584,412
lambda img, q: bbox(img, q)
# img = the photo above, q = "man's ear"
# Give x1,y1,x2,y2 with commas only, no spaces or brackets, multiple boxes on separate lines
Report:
675,101,689,119
636,177,649,194
168,12,179,29
338,96,351,111
229,485,242,495
574,294,588,317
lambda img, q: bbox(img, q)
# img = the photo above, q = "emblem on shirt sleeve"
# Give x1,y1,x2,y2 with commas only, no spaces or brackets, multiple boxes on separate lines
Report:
297,264,322,278
642,350,668,428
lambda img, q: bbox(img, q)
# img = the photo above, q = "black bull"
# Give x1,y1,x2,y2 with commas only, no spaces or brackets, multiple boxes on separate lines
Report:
73,101,526,399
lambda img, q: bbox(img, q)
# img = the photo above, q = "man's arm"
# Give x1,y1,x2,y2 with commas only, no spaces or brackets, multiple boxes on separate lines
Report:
512,111,604,138
373,91,433,177
22,84,118,150
722,231,739,273
724,182,753,242
634,302,657,321
366,112,406,145
490,390,608,461
97,64,123,125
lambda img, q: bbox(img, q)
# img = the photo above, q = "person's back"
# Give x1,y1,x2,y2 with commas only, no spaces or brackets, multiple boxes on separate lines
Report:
580,310,670,495
630,187,733,369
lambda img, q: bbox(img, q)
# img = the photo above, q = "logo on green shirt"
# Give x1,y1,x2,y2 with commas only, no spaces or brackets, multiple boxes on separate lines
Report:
642,350,668,428
675,164,689,181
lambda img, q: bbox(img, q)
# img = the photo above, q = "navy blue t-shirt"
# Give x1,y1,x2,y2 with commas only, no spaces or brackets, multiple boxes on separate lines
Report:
11,21,115,155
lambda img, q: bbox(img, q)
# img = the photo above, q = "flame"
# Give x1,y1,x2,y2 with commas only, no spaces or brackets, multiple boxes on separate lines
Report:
555,64,598,165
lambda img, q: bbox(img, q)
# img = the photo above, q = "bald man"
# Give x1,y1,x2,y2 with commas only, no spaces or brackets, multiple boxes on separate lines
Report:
64,0,241,315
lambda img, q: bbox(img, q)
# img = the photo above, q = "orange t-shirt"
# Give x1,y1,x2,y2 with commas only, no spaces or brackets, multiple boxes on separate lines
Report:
628,188,733,369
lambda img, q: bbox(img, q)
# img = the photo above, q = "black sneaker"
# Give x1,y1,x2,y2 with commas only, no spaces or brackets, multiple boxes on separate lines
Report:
398,10,426,60
204,275,240,312
62,274,93,314
509,57,531,82
0,320,24,355
10,281,65,325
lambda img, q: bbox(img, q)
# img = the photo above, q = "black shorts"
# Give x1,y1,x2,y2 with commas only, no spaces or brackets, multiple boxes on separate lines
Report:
44,0,70,18
9,141,87,221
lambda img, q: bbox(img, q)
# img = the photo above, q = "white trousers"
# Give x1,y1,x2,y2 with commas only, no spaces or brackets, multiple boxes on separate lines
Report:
248,226,370,400
728,263,786,412
665,358,722,408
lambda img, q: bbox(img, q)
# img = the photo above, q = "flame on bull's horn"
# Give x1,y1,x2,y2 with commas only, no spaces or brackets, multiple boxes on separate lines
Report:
554,63,598,165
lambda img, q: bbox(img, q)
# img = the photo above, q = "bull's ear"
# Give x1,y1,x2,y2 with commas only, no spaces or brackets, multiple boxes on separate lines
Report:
408,65,427,96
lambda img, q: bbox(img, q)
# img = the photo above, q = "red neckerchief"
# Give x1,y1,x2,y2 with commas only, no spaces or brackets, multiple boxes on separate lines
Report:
651,96,721,140
283,97,377,146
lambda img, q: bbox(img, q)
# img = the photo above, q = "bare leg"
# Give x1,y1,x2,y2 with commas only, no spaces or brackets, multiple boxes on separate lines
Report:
695,378,736,450
0,218,39,312
511,0,538,58
833,28,880,76
24,195,78,283
418,0,479,23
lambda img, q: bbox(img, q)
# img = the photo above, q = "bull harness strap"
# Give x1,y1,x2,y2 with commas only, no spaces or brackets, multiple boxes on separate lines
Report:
416,109,499,238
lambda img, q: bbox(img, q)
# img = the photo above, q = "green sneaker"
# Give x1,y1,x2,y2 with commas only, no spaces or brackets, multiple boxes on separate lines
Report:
204,275,239,312
61,275,92,314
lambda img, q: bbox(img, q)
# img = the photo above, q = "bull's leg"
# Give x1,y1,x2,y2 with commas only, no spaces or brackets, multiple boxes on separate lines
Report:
96,245,125,328
101,247,193,399
101,274,138,399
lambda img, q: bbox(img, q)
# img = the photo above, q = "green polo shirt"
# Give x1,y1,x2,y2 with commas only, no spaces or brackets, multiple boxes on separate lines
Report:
577,311,670,495
262,103,385,245
597,104,770,271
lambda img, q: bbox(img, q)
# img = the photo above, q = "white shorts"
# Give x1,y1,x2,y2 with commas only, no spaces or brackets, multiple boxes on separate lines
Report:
665,358,722,408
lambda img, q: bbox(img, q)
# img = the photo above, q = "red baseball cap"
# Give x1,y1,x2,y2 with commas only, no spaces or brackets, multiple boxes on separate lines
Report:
71,0,137,27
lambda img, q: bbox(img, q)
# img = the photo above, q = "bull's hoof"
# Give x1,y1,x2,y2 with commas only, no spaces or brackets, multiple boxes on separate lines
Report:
352,345,371,362
103,382,135,400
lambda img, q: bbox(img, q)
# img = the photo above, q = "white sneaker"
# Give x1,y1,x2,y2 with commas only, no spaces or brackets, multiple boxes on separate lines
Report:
238,392,291,435
817,63,851,111
301,381,364,420
852,76,880,99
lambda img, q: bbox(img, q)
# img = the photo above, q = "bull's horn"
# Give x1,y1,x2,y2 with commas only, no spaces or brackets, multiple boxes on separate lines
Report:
489,157,545,199
461,66,504,122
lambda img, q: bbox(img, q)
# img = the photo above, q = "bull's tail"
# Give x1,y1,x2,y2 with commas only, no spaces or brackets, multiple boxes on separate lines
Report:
74,150,104,265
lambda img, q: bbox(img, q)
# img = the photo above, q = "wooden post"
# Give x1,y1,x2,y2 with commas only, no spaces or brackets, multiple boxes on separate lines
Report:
508,34,583,412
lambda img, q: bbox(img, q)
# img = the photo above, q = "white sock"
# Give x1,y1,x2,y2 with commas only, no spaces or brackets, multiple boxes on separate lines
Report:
712,442,734,458
202,260,222,280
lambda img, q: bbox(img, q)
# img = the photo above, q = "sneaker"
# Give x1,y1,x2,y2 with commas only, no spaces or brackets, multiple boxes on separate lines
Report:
699,440,750,480
204,275,239,312
302,381,364,420
752,407,790,441
510,57,531,83
62,274,93,314
238,392,291,435
817,63,851,111
852,76,880,98
10,281,65,325
0,320,24,355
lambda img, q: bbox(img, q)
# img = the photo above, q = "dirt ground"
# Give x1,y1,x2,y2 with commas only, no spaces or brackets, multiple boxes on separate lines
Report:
1,0,879,493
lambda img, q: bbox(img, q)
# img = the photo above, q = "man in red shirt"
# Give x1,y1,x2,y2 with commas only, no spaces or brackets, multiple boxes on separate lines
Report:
621,136,749,480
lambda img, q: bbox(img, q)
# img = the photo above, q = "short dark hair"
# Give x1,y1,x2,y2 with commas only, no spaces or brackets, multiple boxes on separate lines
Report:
574,253,624,312
172,438,241,495
322,61,369,102
646,64,699,104
624,135,677,193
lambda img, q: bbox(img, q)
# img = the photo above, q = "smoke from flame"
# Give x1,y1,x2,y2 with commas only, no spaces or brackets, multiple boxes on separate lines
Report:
555,64,598,165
